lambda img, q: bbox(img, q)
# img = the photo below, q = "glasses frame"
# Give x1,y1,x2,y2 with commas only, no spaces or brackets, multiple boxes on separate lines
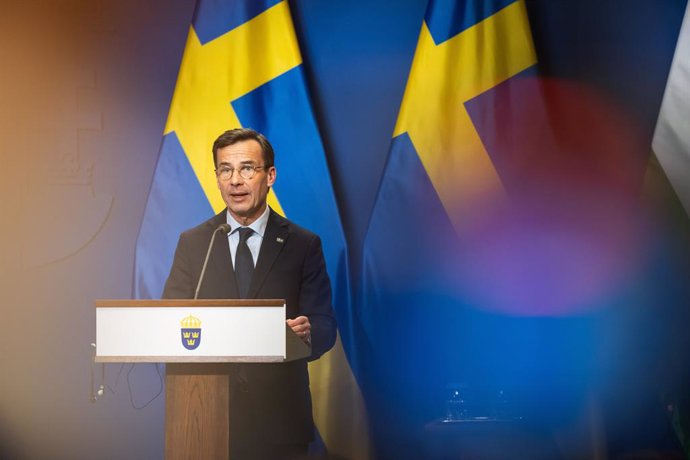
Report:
215,164,267,181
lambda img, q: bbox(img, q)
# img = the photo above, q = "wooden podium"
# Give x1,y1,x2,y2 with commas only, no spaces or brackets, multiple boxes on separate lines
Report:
94,299,310,460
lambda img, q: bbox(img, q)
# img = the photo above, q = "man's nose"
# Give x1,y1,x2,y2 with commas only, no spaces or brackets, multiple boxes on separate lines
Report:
230,170,244,185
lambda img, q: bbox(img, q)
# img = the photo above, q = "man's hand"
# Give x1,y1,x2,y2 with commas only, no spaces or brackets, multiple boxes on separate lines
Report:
287,316,311,345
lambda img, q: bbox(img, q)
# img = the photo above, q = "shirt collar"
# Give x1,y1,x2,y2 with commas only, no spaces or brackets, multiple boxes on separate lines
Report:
225,205,270,238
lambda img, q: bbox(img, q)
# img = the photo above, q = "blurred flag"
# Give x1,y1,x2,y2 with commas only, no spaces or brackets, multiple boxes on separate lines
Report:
651,2,690,219
361,0,539,332
650,3,690,456
133,1,370,458
359,0,539,454
389,0,536,232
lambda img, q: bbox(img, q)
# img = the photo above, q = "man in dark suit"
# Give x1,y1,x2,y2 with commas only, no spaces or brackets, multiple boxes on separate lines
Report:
163,128,337,459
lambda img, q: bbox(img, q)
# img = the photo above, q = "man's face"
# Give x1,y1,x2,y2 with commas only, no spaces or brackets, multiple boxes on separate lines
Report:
215,139,276,225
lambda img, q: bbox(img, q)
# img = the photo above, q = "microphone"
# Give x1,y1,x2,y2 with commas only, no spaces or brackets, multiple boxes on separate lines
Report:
194,223,231,299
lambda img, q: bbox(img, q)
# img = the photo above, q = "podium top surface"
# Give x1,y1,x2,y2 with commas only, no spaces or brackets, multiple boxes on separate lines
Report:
95,299,285,308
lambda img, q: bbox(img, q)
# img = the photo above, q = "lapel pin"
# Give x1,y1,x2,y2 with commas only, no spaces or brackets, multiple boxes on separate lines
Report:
276,237,284,243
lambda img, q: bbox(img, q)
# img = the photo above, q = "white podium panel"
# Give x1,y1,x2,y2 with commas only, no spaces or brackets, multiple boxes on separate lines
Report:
95,299,288,363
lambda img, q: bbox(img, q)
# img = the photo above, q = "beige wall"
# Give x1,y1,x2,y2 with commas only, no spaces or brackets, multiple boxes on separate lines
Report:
0,2,194,458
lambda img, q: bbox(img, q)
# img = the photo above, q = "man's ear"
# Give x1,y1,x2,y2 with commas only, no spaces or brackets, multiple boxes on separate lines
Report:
267,166,277,187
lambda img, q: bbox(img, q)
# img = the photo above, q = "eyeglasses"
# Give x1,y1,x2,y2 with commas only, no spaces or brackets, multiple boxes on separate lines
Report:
215,164,267,181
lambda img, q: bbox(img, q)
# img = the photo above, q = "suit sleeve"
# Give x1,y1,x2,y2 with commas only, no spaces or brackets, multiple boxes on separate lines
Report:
162,233,195,299
300,235,337,361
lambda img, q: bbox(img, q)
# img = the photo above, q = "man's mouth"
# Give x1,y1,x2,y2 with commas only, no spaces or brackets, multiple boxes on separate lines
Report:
230,191,249,201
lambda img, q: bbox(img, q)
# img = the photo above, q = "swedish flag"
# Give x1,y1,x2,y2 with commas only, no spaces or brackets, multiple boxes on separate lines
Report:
363,0,537,348
361,0,536,455
134,1,369,457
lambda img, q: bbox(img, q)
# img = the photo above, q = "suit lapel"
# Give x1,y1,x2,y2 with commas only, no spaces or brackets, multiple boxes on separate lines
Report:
247,209,289,298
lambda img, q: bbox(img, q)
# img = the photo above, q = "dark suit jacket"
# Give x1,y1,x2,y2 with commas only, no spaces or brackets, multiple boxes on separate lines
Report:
162,208,337,447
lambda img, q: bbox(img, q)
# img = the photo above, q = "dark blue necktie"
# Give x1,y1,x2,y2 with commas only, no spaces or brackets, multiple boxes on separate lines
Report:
235,227,254,298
